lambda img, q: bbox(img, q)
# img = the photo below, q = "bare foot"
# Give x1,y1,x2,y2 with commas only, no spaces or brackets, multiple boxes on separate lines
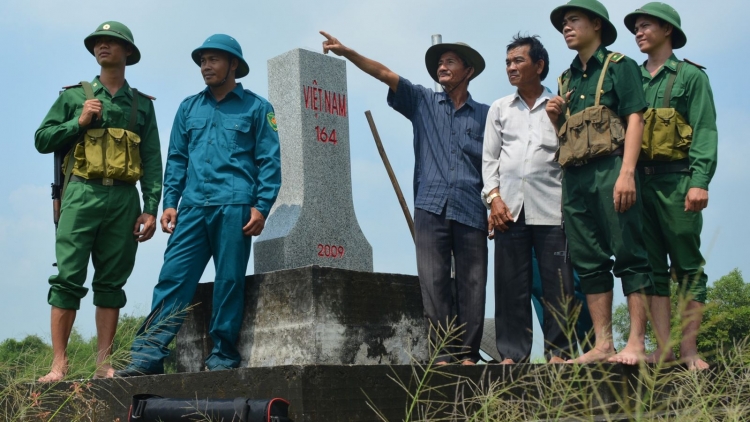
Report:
682,355,709,371
38,359,68,383
461,360,476,366
567,346,615,364
608,345,645,366
94,363,116,379
645,349,676,364
435,361,450,366
548,356,566,364
499,358,516,365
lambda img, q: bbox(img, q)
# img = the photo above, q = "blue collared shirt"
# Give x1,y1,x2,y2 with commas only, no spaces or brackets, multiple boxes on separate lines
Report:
163,83,281,217
388,77,489,231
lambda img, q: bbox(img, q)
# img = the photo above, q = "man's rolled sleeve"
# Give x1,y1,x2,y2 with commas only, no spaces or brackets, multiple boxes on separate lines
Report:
252,102,282,218
613,58,648,117
481,102,503,208
138,100,163,216
386,77,423,120
686,72,718,190
163,104,190,210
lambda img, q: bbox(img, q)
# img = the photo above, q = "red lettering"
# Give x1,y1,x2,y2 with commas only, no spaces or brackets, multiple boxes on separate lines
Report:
312,88,318,111
339,94,347,117
331,94,338,116
304,87,312,109
325,91,332,115
316,243,346,259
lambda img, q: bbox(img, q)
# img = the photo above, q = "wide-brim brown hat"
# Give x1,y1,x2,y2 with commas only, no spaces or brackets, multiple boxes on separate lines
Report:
425,42,485,83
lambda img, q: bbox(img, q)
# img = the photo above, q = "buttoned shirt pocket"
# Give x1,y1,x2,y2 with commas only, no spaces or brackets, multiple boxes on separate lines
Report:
590,78,615,107
186,117,207,151
222,118,251,151
656,85,686,109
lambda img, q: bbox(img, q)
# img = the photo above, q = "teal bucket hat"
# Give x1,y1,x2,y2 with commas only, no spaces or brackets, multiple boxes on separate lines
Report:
84,21,140,65
550,0,617,47
624,2,687,49
191,34,249,79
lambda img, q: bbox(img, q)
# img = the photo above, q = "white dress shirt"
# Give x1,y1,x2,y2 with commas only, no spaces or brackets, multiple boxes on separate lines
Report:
481,86,563,226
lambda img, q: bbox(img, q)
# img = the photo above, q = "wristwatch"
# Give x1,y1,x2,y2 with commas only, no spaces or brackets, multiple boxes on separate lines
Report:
486,192,501,205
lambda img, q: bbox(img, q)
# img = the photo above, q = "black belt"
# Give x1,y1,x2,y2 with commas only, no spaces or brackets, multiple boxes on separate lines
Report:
69,174,133,186
638,163,691,175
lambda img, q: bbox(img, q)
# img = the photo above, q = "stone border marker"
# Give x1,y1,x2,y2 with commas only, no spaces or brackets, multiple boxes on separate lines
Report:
254,48,372,273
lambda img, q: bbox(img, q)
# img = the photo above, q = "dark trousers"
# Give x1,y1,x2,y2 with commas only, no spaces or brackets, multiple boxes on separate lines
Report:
415,208,488,363
494,208,576,362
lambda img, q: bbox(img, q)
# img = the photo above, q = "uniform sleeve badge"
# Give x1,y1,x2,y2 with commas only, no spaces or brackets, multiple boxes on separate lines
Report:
267,112,278,132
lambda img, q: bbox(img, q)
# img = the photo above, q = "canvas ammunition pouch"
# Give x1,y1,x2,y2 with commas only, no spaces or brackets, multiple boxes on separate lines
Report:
556,53,626,167
61,80,142,196
641,62,692,161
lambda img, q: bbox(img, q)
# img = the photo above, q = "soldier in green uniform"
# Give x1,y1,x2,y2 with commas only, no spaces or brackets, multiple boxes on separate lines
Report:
34,21,162,381
624,3,717,370
546,0,654,365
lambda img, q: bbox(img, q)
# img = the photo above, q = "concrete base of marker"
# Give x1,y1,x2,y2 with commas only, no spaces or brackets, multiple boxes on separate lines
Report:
37,364,686,421
174,266,428,371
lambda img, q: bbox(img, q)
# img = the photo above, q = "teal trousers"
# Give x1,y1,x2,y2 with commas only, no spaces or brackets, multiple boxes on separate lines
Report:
129,205,252,372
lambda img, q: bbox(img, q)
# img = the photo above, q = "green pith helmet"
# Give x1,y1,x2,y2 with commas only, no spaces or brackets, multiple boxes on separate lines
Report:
624,2,686,49
84,21,140,65
424,42,485,83
191,34,249,79
550,0,617,47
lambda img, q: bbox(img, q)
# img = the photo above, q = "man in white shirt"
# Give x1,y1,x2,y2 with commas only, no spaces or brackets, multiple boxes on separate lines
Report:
483,34,577,363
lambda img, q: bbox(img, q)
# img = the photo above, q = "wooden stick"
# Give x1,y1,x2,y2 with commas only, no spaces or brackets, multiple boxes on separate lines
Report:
364,110,415,243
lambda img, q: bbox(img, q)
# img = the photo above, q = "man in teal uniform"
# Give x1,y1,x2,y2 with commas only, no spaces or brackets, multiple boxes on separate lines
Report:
116,34,281,376
35,21,162,381
546,0,654,364
624,3,717,370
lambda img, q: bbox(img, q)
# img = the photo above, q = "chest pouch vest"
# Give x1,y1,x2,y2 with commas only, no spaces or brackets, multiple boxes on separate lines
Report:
641,62,692,161
63,81,143,185
556,53,626,167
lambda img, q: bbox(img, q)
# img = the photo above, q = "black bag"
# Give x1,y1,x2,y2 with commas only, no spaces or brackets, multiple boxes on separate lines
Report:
128,394,292,422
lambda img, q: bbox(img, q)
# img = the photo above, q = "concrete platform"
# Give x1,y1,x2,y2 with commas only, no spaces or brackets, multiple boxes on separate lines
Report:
41,363,680,421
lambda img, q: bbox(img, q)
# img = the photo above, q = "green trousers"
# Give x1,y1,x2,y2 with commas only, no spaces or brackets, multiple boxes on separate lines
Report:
49,181,140,310
562,156,654,295
640,171,707,302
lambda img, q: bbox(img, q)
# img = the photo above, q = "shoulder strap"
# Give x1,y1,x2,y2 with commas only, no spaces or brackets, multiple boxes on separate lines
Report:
595,53,616,106
662,61,684,108
62,81,95,199
558,70,571,118
81,81,95,100
129,88,140,132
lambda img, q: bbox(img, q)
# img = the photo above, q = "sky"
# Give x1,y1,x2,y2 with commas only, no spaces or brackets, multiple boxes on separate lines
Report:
0,0,748,360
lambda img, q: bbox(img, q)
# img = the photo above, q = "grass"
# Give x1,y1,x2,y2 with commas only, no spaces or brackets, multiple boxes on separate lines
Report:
367,319,750,421
0,310,184,421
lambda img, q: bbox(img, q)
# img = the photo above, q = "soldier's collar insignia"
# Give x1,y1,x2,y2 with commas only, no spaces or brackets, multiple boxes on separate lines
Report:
267,112,278,132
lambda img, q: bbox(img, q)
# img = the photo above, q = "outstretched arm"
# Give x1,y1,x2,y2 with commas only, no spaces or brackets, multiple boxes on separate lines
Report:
320,31,399,92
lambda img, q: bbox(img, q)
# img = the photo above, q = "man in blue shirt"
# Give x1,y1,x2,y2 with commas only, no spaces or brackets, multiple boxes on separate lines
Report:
321,31,489,364
116,34,281,376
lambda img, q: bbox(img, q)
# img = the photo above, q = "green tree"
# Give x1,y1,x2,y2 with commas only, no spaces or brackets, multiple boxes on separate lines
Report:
612,268,750,360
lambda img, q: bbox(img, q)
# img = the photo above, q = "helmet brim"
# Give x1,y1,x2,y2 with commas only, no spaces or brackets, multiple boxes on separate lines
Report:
192,45,250,79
